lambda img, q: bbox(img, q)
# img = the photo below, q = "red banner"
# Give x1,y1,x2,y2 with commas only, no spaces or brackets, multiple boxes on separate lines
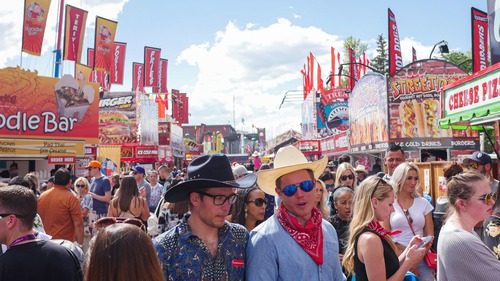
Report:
94,16,117,72
63,5,87,62
388,8,403,76
412,47,417,62
48,156,76,164
471,7,489,73
159,58,168,93
144,47,161,87
348,48,357,90
87,48,94,67
132,62,144,92
22,0,51,56
96,71,110,92
110,42,126,84
172,90,189,124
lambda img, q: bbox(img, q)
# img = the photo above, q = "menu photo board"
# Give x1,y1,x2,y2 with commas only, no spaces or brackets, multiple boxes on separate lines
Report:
99,92,138,144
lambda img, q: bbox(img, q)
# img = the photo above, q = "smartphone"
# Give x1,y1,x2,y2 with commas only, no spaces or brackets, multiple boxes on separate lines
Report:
417,236,434,248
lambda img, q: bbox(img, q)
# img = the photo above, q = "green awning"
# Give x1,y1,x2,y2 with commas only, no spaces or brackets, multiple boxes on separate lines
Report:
439,108,499,130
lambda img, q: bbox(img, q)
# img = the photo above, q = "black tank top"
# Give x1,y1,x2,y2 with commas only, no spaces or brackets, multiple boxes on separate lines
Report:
353,228,399,281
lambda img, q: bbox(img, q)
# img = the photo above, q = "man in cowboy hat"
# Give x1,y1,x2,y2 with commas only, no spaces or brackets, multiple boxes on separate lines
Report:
153,154,256,281
246,145,345,281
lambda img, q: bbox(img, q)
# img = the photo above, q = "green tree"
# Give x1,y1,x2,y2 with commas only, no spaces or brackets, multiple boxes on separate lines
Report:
371,34,388,75
341,36,368,86
441,51,472,74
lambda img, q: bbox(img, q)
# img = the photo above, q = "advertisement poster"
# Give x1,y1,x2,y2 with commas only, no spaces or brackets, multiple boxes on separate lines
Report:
471,8,489,73
317,88,349,138
349,73,389,151
0,68,99,143
22,0,51,56
99,92,137,144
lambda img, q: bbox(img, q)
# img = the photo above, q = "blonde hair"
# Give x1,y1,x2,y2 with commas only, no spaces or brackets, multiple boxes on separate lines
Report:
335,163,358,189
342,175,396,273
74,177,90,190
391,162,420,198
316,180,330,219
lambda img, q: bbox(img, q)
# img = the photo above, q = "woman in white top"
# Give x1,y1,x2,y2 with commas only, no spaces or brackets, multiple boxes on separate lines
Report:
437,172,500,280
382,162,434,281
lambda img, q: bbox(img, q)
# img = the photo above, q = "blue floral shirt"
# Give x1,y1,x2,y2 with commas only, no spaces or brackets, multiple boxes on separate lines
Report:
153,219,248,281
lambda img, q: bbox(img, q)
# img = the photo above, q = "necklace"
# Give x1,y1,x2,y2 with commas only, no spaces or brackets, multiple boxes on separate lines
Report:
9,233,37,248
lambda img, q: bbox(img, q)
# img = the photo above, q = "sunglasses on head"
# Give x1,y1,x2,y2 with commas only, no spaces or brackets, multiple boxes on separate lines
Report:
340,174,354,181
247,198,267,207
371,176,388,198
281,180,315,197
94,217,145,231
478,192,497,205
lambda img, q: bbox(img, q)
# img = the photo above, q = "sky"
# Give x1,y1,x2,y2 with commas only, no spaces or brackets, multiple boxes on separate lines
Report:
0,0,488,140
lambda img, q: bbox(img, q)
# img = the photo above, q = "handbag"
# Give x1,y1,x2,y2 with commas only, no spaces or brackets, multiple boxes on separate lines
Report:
399,201,437,270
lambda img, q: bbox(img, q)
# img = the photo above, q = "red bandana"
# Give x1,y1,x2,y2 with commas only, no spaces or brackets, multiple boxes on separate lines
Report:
277,204,324,265
367,220,402,237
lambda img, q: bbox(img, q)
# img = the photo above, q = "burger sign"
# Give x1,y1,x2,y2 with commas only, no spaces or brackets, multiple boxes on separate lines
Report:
98,92,138,144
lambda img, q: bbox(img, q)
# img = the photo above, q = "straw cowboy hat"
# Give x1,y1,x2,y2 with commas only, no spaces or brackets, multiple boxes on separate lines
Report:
257,145,327,196
354,164,368,174
164,154,256,202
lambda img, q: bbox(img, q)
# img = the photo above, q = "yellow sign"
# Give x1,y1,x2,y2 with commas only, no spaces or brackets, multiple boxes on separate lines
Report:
0,138,84,157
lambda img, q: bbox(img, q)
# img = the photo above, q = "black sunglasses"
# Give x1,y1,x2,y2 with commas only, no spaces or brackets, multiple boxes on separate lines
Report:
340,174,354,181
371,177,388,198
75,184,86,188
247,198,267,207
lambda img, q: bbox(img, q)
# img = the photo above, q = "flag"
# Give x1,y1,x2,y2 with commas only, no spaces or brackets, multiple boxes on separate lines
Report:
337,52,341,87
317,62,324,94
348,48,357,90
75,63,92,84
22,0,51,56
388,8,403,76
96,71,110,92
156,94,166,119
144,47,161,87
63,5,87,62
362,52,367,74
300,64,308,98
172,90,189,124
471,8,489,72
87,48,94,67
159,59,168,93
132,62,145,92
330,47,336,88
171,89,180,120
110,42,126,84
412,47,417,62
94,16,117,72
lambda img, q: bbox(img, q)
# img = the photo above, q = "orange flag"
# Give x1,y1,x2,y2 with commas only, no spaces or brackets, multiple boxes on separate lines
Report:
94,16,117,72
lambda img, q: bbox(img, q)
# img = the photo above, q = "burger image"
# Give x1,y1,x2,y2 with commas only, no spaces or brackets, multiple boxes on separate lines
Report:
99,111,131,137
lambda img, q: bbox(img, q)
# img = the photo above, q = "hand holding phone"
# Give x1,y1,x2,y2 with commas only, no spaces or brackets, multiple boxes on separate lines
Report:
417,236,433,248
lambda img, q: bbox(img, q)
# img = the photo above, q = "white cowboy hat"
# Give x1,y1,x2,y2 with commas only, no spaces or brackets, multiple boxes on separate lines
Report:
256,145,327,196
354,164,368,174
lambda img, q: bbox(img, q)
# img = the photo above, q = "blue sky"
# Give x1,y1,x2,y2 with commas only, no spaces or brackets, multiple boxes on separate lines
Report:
0,0,487,139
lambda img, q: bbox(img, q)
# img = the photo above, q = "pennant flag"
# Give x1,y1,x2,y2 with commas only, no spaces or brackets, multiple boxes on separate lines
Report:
362,52,367,75
348,48,357,90
87,48,94,67
156,94,166,119
337,52,341,87
144,47,161,87
94,16,117,72
388,8,403,76
96,71,110,92
178,93,189,124
22,0,51,56
300,64,308,98
75,63,93,84
171,89,180,120
159,58,168,93
63,5,87,62
330,47,336,88
412,47,417,62
132,62,145,92
471,7,489,73
317,62,324,94
110,42,126,84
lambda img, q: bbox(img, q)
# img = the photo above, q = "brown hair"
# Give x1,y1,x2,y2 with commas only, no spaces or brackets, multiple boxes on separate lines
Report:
111,176,140,212
84,223,164,281
0,185,37,229
443,162,464,182
446,172,486,208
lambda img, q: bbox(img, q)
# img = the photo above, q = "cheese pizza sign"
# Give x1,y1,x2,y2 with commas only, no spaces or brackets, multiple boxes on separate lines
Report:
0,67,99,143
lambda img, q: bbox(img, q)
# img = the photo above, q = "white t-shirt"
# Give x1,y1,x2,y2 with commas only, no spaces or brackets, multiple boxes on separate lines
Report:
390,196,433,246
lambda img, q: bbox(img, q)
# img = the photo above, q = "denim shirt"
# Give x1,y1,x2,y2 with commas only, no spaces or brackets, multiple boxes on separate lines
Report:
154,219,248,281
246,215,346,281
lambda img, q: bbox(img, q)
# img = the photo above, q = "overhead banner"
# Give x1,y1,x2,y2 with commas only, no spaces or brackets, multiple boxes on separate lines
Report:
93,16,117,72
22,0,51,56
144,47,161,88
488,0,500,64
159,58,168,93
412,47,417,62
471,8,489,73
110,42,126,84
63,5,88,62
348,48,357,90
388,60,476,147
349,73,389,152
75,63,93,84
99,92,138,144
0,67,99,143
132,62,145,92
388,8,403,76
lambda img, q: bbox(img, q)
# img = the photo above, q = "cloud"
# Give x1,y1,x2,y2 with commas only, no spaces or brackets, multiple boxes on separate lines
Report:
178,18,343,138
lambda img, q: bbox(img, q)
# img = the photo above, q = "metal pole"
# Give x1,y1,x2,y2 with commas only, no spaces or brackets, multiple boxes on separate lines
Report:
54,0,65,77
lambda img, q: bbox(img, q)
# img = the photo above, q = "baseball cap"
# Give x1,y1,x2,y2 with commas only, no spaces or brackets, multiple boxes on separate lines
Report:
132,166,146,174
85,160,101,169
464,151,492,165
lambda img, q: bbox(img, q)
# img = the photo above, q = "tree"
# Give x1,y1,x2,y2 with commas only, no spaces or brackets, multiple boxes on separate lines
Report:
340,36,368,86
371,34,388,75
441,51,472,74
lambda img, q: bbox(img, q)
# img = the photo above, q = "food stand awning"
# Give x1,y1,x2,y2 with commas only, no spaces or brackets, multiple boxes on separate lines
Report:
439,63,500,130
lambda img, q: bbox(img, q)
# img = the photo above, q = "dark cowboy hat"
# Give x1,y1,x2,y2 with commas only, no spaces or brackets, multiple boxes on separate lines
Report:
164,154,256,202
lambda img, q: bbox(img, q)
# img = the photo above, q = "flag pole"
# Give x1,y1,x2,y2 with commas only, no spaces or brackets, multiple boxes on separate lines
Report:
54,0,65,77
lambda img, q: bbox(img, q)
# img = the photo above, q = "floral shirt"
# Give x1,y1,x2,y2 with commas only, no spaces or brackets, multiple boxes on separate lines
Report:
483,214,500,259
153,219,248,281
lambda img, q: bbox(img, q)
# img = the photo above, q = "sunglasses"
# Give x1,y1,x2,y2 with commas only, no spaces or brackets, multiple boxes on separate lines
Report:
340,174,354,181
0,213,21,219
247,198,267,207
468,161,480,170
371,177,388,198
478,192,497,205
94,217,145,231
403,208,413,225
75,184,86,188
197,191,238,206
282,180,315,197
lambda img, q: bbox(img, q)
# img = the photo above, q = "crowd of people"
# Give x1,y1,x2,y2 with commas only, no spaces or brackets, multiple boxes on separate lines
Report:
0,145,499,281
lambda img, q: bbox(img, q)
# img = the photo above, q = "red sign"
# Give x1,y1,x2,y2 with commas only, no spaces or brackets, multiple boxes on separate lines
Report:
320,132,349,156
471,8,489,73
110,42,126,84
144,47,161,87
132,62,144,92
388,8,403,76
94,16,117,72
48,156,76,164
63,5,88,62
121,144,158,163
22,0,51,56
84,145,97,156
159,58,168,93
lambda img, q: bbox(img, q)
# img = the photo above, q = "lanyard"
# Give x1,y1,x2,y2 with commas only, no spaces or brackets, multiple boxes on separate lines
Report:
8,234,36,248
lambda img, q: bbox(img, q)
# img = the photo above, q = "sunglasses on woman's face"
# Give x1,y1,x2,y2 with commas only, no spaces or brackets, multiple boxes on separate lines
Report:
281,180,315,197
76,184,86,188
247,198,267,207
340,174,354,181
477,192,497,205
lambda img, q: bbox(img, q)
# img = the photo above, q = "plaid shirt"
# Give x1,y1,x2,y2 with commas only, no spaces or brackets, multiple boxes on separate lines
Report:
154,219,248,281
